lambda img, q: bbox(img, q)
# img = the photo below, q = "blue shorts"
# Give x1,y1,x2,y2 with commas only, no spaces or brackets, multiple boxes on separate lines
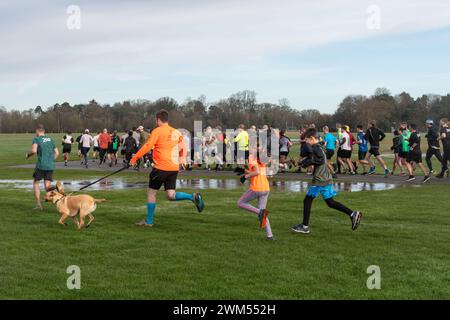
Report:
306,184,337,200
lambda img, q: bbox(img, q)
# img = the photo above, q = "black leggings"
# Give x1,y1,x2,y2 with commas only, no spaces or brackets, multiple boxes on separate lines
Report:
425,148,443,171
302,195,353,226
441,149,449,173
99,148,108,163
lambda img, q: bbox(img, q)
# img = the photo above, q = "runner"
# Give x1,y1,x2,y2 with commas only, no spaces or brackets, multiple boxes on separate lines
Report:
390,130,405,175
108,130,120,167
237,146,274,240
291,128,362,234
337,125,355,175
130,109,205,227
398,124,410,173
279,130,293,173
365,120,390,177
61,131,74,166
79,129,93,168
437,118,450,178
26,124,59,210
137,126,150,168
123,130,137,166
213,126,225,171
98,129,110,166
203,126,215,171
234,124,249,168
75,133,82,160
405,124,431,183
120,131,129,164
322,126,337,178
92,131,100,162
425,119,443,175
356,125,370,175
335,123,343,174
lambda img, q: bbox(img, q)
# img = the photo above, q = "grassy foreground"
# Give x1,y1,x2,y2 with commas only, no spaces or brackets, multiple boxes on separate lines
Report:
0,186,449,299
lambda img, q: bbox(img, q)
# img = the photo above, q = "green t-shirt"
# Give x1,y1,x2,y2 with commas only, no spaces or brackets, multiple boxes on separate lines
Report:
401,129,411,152
32,135,56,171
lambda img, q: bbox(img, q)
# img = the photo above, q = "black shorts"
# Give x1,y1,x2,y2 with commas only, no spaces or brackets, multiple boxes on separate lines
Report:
358,151,367,161
407,152,422,163
108,148,118,154
339,150,352,159
369,147,380,157
325,149,334,160
280,151,289,157
62,144,72,153
94,146,100,152
149,168,178,191
399,151,408,158
33,168,53,182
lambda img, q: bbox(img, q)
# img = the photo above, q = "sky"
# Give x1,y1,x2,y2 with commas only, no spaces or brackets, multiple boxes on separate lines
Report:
1,0,450,113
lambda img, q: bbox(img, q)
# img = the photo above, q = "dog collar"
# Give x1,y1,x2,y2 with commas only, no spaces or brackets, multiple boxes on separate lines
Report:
55,196,65,204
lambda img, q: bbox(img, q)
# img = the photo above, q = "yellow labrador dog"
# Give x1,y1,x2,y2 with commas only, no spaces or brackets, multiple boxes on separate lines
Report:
45,181,106,229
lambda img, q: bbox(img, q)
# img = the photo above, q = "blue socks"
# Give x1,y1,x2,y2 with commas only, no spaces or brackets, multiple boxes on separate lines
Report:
146,193,193,224
175,192,194,202
147,203,156,225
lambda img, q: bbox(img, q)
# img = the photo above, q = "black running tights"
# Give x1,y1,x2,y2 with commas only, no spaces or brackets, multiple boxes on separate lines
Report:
302,196,353,226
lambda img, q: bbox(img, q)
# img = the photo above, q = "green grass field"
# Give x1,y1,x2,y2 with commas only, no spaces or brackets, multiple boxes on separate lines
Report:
0,134,449,299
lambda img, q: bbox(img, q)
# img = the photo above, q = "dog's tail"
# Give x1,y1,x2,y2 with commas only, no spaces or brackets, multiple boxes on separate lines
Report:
94,198,107,203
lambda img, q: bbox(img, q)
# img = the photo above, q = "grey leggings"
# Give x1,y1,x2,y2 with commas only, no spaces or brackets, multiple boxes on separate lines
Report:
238,190,269,214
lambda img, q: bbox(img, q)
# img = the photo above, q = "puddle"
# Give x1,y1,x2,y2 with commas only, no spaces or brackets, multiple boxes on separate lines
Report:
0,179,397,193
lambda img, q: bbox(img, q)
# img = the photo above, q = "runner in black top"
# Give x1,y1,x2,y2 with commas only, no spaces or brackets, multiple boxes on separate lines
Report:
405,124,431,183
424,119,443,175
364,120,389,177
437,118,450,178
123,130,137,166
62,131,74,166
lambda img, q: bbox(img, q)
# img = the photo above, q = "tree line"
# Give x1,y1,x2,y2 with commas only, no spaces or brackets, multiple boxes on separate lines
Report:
0,88,449,133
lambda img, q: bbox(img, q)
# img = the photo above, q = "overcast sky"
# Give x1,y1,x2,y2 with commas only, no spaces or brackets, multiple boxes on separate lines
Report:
1,0,450,112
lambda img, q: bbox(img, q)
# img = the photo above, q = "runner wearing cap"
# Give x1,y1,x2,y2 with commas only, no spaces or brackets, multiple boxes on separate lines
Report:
79,129,93,168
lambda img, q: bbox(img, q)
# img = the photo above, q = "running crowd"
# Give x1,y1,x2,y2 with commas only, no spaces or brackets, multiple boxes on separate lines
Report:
279,119,450,182
61,126,153,169
26,113,450,239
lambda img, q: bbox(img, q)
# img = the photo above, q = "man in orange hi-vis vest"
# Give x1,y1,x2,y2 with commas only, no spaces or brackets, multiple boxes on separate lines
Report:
130,109,204,227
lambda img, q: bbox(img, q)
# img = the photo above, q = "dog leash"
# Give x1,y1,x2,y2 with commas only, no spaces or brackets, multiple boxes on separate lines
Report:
73,165,130,194
58,165,130,198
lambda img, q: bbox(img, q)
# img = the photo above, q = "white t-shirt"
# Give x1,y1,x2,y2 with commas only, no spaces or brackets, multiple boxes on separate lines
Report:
63,135,73,144
80,134,93,148
341,131,352,151
93,135,99,147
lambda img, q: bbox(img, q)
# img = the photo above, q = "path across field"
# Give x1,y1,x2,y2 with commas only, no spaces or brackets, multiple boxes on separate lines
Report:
12,161,450,186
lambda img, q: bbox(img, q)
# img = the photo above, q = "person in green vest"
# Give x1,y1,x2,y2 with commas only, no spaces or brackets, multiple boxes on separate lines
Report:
26,124,59,210
399,122,411,170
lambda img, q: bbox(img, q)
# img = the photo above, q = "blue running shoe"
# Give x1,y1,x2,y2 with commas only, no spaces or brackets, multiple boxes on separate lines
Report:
367,167,376,175
194,193,204,213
